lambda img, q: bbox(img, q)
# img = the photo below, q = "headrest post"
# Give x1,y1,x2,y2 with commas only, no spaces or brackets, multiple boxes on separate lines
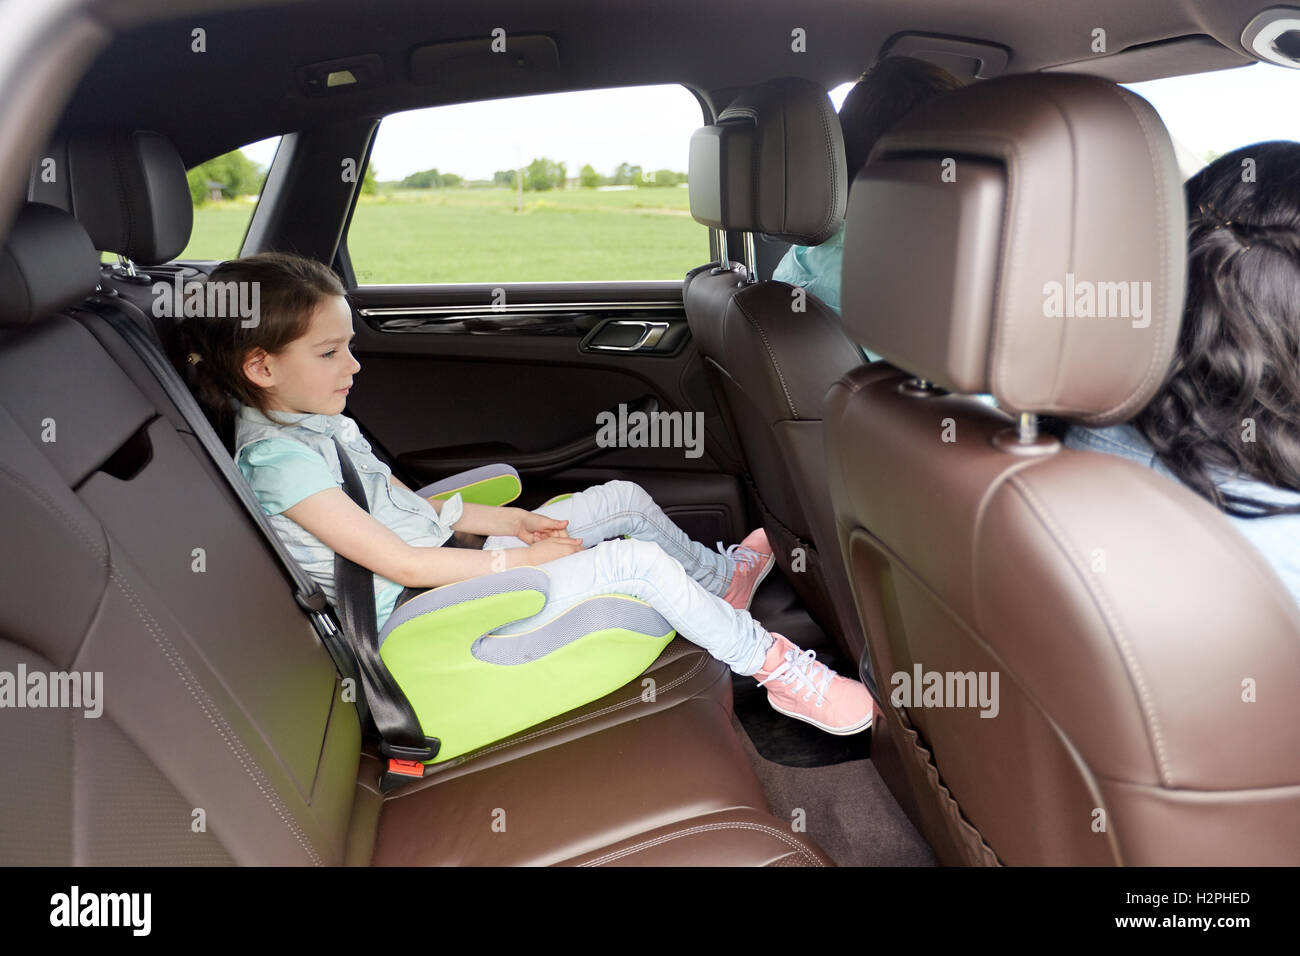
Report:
1018,412,1038,444
117,254,137,278
741,232,758,284
713,228,731,273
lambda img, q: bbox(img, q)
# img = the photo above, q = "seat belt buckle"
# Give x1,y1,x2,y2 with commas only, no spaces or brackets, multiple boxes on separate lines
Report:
380,757,428,794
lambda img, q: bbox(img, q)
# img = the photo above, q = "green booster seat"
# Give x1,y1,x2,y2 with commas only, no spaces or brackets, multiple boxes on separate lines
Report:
380,464,676,765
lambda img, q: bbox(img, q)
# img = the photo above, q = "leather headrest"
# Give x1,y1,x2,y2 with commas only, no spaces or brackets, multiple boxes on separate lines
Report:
688,77,846,245
0,203,100,329
840,73,1186,425
30,130,193,266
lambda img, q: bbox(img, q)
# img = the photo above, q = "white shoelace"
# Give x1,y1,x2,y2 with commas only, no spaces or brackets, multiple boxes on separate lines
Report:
756,648,834,707
716,541,765,575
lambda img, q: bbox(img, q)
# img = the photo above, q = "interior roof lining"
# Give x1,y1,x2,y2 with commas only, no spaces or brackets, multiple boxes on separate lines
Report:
59,0,1273,167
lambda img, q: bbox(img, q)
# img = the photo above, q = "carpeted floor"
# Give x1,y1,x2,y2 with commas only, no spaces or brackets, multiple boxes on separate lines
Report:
730,711,935,867
731,573,935,866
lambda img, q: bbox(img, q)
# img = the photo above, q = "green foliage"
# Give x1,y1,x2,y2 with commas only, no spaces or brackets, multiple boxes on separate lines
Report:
186,149,266,205
611,162,642,185
362,162,378,195
640,168,684,187
493,169,517,186
399,167,464,188
524,157,567,191
579,163,601,188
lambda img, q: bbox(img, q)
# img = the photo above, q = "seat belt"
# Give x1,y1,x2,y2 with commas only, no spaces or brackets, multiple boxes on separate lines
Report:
331,436,442,782
79,296,438,779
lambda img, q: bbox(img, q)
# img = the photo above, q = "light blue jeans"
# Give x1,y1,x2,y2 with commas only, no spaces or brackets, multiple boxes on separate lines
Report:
480,479,775,675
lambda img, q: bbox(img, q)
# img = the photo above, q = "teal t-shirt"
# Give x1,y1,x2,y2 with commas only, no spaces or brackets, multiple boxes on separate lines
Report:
233,402,465,631
237,439,338,514
236,435,406,628
772,221,881,362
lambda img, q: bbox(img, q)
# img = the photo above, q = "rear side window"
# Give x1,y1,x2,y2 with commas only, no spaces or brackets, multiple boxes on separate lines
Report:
172,136,281,261
347,85,708,284
1124,63,1300,179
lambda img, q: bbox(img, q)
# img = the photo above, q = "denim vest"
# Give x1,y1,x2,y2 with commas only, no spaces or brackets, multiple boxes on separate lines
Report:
233,402,464,627
1064,422,1300,610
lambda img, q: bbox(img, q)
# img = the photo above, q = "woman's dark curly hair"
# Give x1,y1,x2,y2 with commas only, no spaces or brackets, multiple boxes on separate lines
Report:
1131,140,1300,517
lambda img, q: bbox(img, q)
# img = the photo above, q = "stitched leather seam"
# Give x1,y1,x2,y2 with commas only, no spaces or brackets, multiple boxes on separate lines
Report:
734,295,798,418
1009,474,1173,785
813,98,839,243
111,566,325,864
0,466,323,863
1083,86,1172,424
575,820,825,867
0,462,108,573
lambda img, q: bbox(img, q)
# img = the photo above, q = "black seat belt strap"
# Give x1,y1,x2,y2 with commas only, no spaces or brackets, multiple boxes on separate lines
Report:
331,436,441,772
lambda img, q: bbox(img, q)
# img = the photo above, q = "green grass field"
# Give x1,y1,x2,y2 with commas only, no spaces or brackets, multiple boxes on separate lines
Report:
174,186,709,283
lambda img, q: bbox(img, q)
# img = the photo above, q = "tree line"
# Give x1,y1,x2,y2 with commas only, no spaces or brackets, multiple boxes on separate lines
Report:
184,149,684,204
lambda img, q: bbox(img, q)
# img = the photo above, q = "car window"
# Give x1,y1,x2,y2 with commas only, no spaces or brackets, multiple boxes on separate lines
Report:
832,63,1300,182
347,85,707,284
165,135,281,261
1124,63,1300,179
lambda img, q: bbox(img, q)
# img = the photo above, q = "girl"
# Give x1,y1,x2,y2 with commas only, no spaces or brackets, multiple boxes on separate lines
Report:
1065,140,1300,608
180,251,874,735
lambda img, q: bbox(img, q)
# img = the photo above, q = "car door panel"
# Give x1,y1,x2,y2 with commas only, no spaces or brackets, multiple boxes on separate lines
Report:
345,281,749,546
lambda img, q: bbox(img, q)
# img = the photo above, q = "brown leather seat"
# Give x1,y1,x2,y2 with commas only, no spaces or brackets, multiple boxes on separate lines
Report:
824,72,1300,865
684,77,869,668
0,199,833,866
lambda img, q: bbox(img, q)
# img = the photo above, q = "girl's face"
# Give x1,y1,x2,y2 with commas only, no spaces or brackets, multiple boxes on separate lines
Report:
243,294,361,415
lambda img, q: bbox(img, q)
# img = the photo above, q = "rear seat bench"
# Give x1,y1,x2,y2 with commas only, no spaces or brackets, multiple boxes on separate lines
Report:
0,194,832,865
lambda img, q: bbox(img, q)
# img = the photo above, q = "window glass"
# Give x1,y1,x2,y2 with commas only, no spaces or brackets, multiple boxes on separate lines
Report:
164,135,281,261
833,63,1300,181
348,85,707,283
1124,63,1300,178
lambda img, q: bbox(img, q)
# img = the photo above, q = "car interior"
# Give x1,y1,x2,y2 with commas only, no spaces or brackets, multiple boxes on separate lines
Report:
2,0,1298,867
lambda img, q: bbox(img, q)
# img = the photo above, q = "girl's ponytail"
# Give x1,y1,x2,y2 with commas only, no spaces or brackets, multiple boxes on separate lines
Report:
176,315,239,449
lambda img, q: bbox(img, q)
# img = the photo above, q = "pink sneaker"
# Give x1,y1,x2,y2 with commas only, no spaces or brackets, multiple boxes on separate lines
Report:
718,528,775,611
753,634,874,735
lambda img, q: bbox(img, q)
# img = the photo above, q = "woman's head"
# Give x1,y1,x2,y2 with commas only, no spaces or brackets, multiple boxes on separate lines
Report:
180,252,355,439
1132,140,1300,515
838,56,965,181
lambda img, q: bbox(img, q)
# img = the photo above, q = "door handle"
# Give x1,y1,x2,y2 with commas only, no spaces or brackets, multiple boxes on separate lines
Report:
586,320,671,352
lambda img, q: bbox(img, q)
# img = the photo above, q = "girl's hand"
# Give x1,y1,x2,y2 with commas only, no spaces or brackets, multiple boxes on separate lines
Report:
505,537,585,568
514,510,574,544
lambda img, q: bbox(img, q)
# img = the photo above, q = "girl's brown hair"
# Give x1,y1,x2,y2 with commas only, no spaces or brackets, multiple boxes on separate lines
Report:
177,251,347,446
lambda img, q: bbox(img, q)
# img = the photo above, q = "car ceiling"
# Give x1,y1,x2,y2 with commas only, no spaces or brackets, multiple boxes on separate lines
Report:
62,0,1277,167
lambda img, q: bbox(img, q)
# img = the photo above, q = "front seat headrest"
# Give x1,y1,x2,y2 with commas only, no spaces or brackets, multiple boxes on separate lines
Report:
688,76,846,245
32,129,193,266
0,203,100,328
841,73,1186,426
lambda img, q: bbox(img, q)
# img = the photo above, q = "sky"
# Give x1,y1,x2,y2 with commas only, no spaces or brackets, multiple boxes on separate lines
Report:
239,61,1300,182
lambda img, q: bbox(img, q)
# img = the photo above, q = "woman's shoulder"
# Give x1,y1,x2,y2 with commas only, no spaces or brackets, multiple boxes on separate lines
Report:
1062,422,1161,467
